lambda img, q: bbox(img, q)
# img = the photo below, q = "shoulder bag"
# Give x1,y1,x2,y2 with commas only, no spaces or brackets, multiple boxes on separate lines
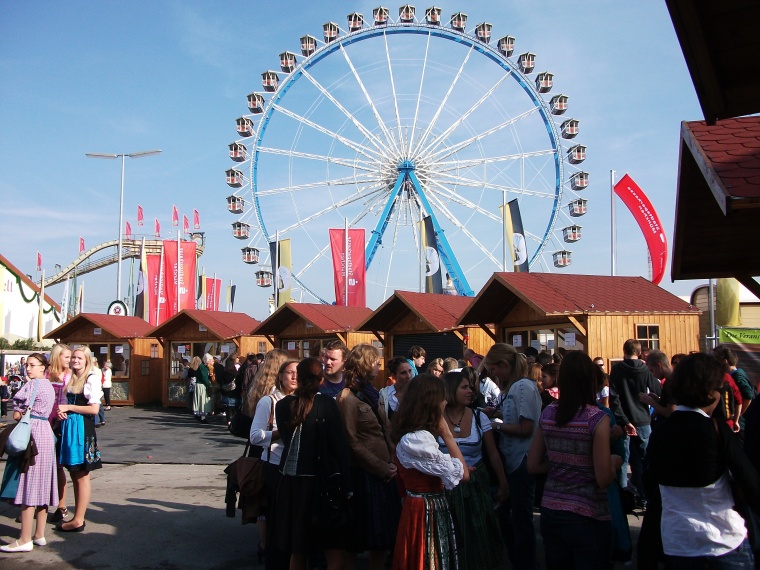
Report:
6,380,39,456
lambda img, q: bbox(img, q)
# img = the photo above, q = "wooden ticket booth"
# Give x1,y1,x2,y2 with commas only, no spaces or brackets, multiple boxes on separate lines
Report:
358,291,493,384
457,273,701,367
253,302,375,360
148,310,271,407
45,314,163,405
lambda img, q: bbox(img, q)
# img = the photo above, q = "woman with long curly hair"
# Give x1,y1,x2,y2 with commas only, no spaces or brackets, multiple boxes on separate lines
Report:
274,357,351,570
244,348,290,417
337,344,400,570
391,373,469,569
56,345,103,533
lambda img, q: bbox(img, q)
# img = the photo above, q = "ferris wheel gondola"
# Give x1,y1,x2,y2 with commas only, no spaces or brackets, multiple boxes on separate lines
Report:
225,5,589,306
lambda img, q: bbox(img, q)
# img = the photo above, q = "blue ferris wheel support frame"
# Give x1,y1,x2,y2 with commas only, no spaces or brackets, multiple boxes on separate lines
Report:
365,160,474,296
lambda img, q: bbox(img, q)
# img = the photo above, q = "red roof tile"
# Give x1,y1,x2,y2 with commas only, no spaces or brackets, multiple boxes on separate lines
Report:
359,291,474,332
458,273,698,325
254,304,373,335
149,310,260,340
685,117,760,201
46,314,155,340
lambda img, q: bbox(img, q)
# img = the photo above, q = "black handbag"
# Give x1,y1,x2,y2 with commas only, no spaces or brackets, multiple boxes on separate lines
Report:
228,408,253,439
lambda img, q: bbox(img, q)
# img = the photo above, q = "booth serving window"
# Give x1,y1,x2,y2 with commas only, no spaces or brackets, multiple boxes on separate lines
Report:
88,343,131,377
636,324,660,350
257,341,268,354
169,341,224,379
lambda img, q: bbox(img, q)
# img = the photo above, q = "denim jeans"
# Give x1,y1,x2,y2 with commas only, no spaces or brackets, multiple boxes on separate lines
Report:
628,424,651,501
540,507,612,570
501,456,537,570
666,538,755,569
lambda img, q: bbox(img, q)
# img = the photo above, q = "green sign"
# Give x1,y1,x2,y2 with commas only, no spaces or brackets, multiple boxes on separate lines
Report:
719,327,760,345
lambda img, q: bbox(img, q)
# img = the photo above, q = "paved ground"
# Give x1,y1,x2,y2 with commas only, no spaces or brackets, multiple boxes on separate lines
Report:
0,406,642,568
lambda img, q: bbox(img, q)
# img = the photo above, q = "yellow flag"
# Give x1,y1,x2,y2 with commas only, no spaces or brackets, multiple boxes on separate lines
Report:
716,278,742,327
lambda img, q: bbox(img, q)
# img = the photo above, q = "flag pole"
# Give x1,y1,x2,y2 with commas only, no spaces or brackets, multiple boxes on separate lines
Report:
157,241,165,324
37,270,45,342
502,191,508,271
344,218,349,306
610,169,616,276
274,230,280,309
212,272,217,311
177,229,181,314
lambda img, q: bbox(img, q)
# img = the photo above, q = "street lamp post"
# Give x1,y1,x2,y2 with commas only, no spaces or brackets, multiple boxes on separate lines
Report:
86,150,161,304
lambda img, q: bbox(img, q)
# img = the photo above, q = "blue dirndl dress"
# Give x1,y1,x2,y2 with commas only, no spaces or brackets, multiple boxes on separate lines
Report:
59,392,102,472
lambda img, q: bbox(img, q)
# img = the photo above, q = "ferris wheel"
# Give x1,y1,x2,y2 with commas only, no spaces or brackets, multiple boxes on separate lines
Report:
225,5,588,307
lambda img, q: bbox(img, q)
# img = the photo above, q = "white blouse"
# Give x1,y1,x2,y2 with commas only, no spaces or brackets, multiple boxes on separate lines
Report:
396,430,464,490
250,389,285,465
74,371,104,405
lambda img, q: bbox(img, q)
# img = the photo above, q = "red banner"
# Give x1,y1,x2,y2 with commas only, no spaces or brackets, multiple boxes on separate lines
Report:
147,253,166,325
79,237,85,254
36,252,42,272
154,218,161,237
329,228,366,307
183,215,190,234
613,173,668,285
172,205,179,227
206,278,222,311
193,209,200,230
162,240,197,318
137,205,144,226
125,221,132,240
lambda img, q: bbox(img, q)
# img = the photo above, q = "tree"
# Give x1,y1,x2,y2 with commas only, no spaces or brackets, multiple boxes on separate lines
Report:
0,337,10,349
11,338,38,350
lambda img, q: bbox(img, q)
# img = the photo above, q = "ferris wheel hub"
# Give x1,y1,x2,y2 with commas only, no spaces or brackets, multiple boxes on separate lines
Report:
397,159,416,172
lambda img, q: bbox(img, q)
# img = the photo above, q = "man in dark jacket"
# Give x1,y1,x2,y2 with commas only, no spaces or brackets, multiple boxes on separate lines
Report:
609,339,661,506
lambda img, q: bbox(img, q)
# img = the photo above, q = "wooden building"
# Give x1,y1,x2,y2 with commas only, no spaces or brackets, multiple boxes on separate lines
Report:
358,291,493,382
148,310,270,407
252,303,375,359
457,273,701,367
45,314,162,405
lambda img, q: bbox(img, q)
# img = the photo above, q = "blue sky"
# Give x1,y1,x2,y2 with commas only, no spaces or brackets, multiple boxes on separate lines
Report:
0,1,706,321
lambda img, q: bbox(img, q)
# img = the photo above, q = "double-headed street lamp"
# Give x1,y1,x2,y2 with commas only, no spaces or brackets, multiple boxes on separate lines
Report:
86,149,161,305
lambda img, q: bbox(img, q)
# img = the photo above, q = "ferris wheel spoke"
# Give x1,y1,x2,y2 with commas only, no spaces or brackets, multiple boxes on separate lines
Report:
256,146,379,173
408,33,432,154
383,33,405,156
256,175,385,199
435,149,557,171
271,104,381,161
338,44,402,157
424,179,502,223
424,171,559,200
424,192,502,267
292,243,331,280
411,45,476,156
418,72,513,158
299,69,388,154
425,106,539,163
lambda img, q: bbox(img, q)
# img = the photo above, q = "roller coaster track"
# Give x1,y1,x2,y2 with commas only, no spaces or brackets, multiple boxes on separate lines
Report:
43,238,205,288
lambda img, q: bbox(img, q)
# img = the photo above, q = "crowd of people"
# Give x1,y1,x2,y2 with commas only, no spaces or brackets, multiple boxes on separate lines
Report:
225,339,760,570
2,337,759,569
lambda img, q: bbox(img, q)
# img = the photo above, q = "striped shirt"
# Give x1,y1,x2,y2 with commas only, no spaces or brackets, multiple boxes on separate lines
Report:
540,403,609,520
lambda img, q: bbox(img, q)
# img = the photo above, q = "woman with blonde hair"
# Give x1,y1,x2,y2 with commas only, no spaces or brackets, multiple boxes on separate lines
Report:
56,345,102,532
245,348,290,417
427,357,444,377
485,343,541,570
47,343,72,523
337,344,400,570
0,353,58,552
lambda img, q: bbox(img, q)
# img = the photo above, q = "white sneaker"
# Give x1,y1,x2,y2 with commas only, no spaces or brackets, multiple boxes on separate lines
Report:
0,540,33,552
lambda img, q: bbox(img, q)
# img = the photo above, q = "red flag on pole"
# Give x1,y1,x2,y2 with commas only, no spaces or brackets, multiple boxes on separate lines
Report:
154,218,161,238
137,205,144,226
613,173,668,285
79,237,85,254
193,209,200,230
172,205,179,227
329,228,366,307
183,215,190,235
125,221,133,240
36,252,42,272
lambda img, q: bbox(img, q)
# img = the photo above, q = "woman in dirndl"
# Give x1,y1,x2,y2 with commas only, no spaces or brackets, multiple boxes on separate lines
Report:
56,345,103,533
391,373,469,570
438,371,508,569
0,353,58,552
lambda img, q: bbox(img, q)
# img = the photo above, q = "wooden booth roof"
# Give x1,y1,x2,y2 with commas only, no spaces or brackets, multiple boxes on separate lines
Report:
359,291,474,333
671,117,760,295
458,273,699,326
666,0,760,124
253,303,372,335
45,314,155,340
148,310,260,340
